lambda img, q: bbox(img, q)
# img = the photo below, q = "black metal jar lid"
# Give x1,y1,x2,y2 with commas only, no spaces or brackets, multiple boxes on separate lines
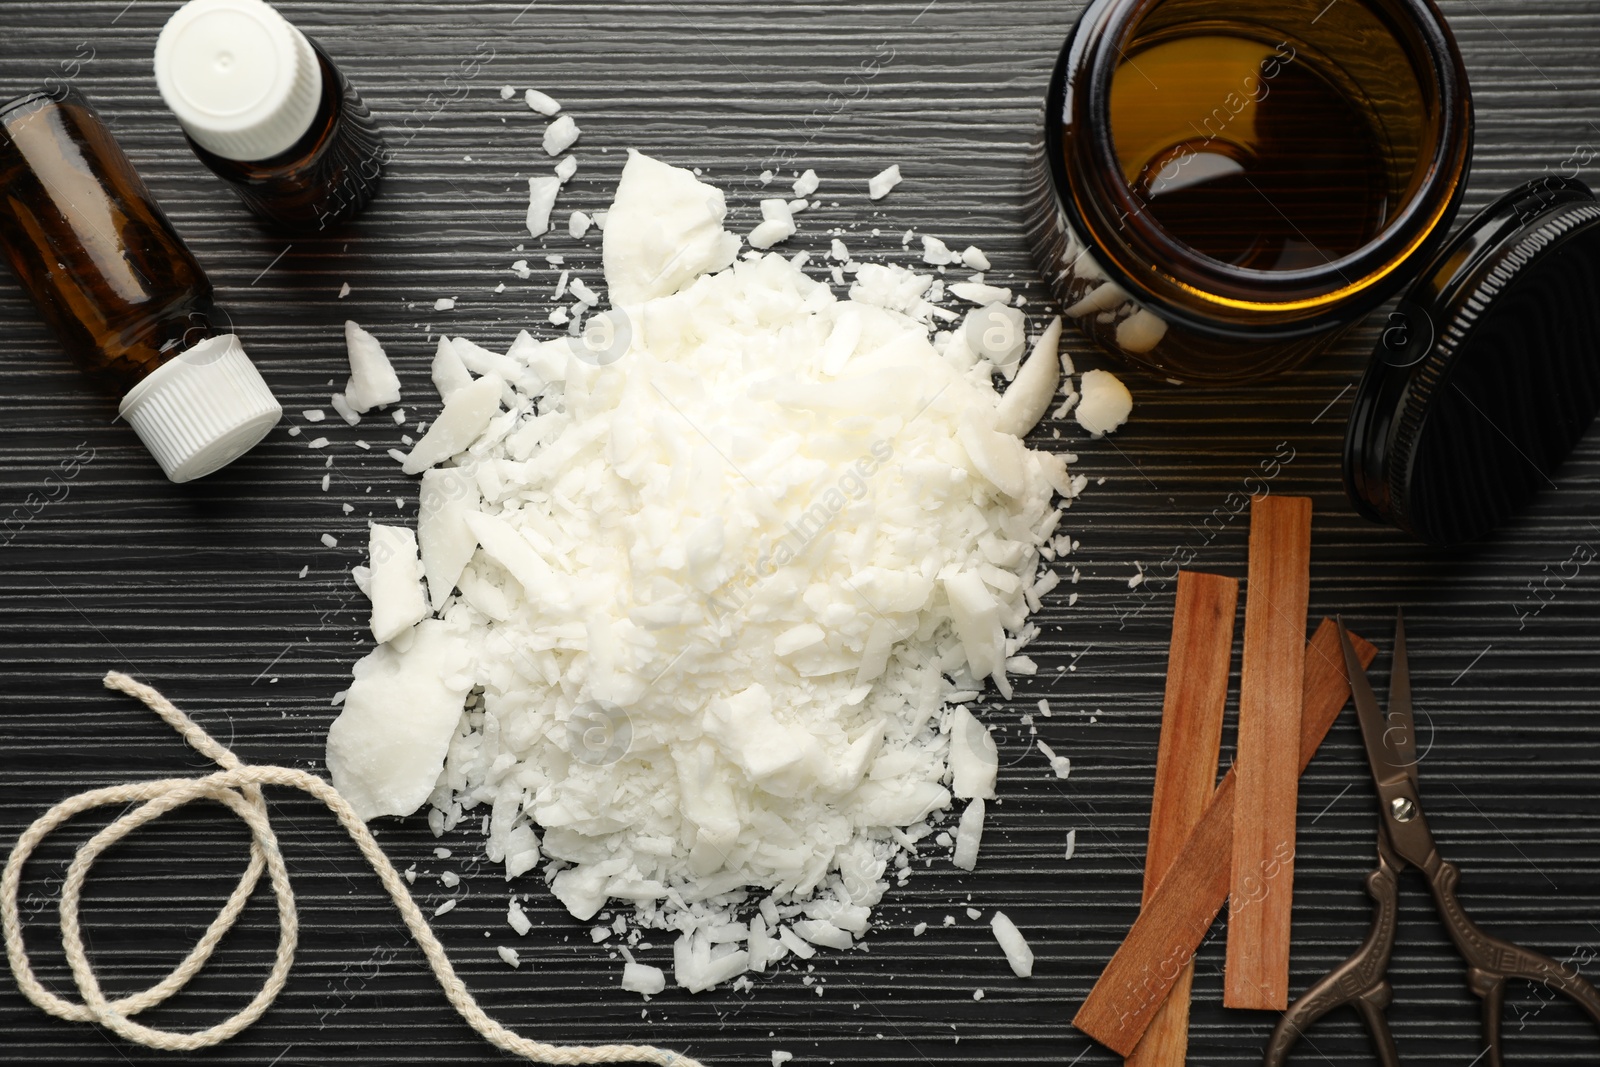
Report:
1344,176,1600,547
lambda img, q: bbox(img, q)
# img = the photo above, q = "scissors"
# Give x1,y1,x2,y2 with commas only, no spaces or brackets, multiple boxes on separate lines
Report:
1264,613,1600,1067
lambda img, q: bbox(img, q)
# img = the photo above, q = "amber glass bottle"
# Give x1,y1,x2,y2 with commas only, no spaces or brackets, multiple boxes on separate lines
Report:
154,0,385,231
0,87,280,482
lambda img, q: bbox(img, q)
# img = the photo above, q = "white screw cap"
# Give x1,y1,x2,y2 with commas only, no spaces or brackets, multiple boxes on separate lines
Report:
154,0,323,162
119,334,282,483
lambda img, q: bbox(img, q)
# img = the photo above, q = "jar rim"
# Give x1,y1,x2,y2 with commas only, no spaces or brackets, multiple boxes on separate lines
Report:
1046,0,1474,337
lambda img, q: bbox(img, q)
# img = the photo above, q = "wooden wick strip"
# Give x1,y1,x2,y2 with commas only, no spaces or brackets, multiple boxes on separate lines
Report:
1072,619,1376,1056
1126,571,1237,1067
1226,495,1312,1010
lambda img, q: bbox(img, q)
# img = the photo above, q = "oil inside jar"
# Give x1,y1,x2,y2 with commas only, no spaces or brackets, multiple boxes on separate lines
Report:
1110,33,1393,272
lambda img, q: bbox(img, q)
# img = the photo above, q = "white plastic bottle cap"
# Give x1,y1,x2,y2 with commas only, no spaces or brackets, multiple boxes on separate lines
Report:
119,334,283,483
154,0,323,162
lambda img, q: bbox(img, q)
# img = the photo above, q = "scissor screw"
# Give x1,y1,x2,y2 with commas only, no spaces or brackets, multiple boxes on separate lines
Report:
1390,797,1417,823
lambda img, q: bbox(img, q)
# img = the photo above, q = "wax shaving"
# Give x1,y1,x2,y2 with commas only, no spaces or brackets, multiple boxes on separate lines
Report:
326,152,1084,992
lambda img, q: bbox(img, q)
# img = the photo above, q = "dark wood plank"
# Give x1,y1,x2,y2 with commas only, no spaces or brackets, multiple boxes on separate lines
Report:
2,2,1599,1065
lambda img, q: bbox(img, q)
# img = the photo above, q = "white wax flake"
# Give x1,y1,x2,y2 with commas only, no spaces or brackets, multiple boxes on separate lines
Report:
949,281,1014,306
342,503,354,514
829,238,850,263
966,907,982,920
954,799,986,871
1116,308,1168,354
524,88,560,115
948,706,998,799
526,175,562,238
602,152,737,304
569,210,592,239
962,303,1027,377
1064,829,1077,862
543,114,580,156
401,374,504,475
622,961,666,996
307,436,329,449
393,408,407,424
793,169,819,198
434,899,457,918
771,1053,794,1067
302,408,326,423
921,235,954,266
960,246,991,271
868,164,902,200
499,85,516,100
759,169,774,185
508,899,533,935
404,864,417,884
990,911,1034,978
441,871,460,888
1036,740,1071,780
366,524,428,644
748,198,797,250
342,320,401,413
995,316,1063,436
555,155,578,183
287,426,301,437
1075,369,1134,437
324,151,1084,996
497,945,522,968
337,282,351,298
912,922,928,936
320,533,338,548
434,297,456,311
748,218,795,249
510,259,532,279
320,473,330,492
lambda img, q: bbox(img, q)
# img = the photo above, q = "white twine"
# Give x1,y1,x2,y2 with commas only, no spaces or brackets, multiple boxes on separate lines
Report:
1,671,703,1067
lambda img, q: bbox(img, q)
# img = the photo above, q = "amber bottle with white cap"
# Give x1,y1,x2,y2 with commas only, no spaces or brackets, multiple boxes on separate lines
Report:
155,0,384,231
0,87,281,483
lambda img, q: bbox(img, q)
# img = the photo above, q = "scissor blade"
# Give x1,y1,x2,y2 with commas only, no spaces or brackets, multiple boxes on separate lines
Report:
1382,611,1420,779
1338,619,1408,791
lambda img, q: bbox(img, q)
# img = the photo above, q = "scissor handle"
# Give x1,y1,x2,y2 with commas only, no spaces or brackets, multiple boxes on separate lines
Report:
1427,858,1600,1067
1264,860,1401,1067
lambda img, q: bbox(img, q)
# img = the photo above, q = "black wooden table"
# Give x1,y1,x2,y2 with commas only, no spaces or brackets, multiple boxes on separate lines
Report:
3,2,1599,1064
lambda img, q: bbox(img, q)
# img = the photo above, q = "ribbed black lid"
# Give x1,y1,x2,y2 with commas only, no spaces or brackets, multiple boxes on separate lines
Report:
1344,177,1600,546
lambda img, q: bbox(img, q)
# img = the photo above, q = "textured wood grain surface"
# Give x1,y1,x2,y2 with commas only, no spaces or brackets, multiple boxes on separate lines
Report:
2,2,1600,1065
1126,570,1234,1067
1227,497,1311,1011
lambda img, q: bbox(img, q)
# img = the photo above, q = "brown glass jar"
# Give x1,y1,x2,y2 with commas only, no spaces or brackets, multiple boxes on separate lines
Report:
154,0,385,232
1026,0,1473,383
